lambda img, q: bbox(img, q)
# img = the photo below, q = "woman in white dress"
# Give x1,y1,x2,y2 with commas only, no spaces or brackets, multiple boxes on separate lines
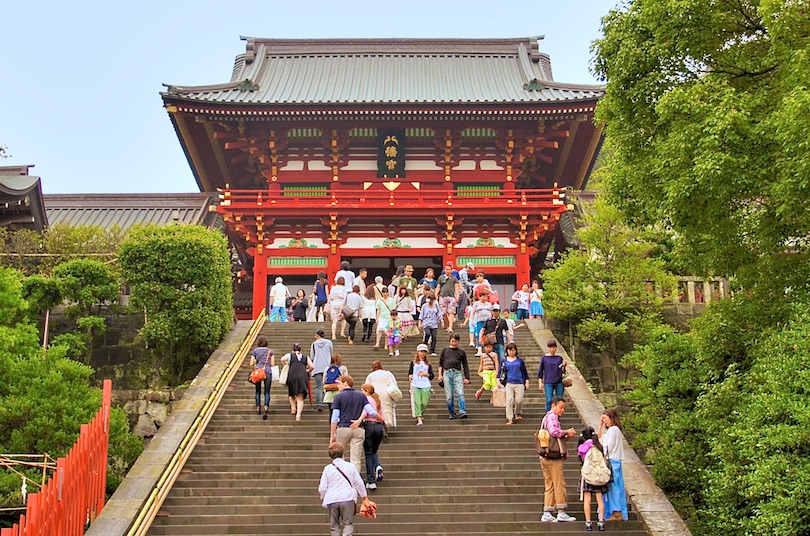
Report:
328,276,348,340
365,360,398,428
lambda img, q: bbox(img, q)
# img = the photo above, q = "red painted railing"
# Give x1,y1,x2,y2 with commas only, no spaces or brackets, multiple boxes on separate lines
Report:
1,379,112,536
216,187,568,213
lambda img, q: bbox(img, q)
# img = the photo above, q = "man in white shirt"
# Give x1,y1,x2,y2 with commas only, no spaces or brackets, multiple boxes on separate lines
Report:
268,277,289,322
318,442,368,536
335,261,355,292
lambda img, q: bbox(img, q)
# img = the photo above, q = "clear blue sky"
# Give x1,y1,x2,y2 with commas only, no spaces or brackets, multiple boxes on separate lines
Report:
1,0,615,194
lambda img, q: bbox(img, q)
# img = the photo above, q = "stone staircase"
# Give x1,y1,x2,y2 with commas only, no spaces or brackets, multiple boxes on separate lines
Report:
147,320,646,535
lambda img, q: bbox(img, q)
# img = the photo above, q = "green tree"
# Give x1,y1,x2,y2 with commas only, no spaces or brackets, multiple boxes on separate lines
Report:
52,259,119,319
0,223,123,276
118,224,233,381
0,267,142,508
592,0,810,297
699,306,810,535
50,259,119,363
543,198,677,387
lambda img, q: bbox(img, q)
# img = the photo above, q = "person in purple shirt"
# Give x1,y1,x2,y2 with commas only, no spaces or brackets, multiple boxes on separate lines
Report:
537,339,566,412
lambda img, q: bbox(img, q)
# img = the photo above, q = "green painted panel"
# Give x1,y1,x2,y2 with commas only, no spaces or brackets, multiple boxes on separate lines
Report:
461,127,497,138
286,128,323,138
405,128,435,138
348,128,377,137
281,185,329,197
457,256,516,266
268,257,328,267
456,185,501,197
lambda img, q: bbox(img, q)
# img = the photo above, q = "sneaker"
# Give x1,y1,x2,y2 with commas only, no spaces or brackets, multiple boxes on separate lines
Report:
395,350,400,356
585,521,593,532
448,413,457,420
598,521,605,531
556,512,577,522
366,482,377,490
459,413,468,419
375,465,384,482
540,512,558,523
389,352,394,356
430,352,437,356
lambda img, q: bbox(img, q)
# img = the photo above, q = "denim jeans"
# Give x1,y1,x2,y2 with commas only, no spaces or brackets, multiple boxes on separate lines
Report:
474,321,486,350
313,373,324,408
270,305,287,322
254,379,270,407
544,382,564,412
443,368,467,416
493,343,505,361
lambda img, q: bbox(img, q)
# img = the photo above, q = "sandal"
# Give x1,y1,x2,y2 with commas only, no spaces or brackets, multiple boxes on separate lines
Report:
515,415,523,421
474,391,482,400
506,420,514,426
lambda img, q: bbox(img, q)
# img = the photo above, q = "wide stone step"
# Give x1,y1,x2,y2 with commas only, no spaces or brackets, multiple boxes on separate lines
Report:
147,322,643,535
148,519,646,535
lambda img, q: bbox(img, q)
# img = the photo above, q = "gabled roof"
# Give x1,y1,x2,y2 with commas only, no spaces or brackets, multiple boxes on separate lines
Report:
44,193,222,231
163,37,604,106
0,165,48,232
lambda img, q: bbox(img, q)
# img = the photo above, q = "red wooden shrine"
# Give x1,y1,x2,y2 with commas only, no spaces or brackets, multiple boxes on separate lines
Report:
161,37,604,319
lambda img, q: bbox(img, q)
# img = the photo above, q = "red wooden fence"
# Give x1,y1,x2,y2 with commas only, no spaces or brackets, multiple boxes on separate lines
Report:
1,379,112,536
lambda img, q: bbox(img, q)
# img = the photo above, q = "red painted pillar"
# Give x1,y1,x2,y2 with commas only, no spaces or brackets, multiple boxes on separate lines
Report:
253,248,268,319
327,251,341,281
516,246,531,286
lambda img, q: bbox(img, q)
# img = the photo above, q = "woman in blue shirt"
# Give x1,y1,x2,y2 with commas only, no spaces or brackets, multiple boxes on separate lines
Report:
498,343,529,425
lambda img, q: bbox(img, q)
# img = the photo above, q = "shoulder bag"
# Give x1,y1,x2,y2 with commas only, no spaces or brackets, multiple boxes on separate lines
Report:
387,373,403,402
341,304,357,320
278,362,290,384
535,414,566,459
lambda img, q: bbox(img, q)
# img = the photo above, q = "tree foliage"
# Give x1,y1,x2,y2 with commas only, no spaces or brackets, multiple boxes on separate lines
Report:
0,223,124,276
0,267,142,508
543,199,677,385
593,0,810,292
593,2,810,531
52,259,119,319
119,224,233,380
625,299,810,534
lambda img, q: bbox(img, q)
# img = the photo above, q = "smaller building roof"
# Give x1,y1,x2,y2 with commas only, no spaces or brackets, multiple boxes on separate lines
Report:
44,193,221,231
0,165,48,232
163,37,604,106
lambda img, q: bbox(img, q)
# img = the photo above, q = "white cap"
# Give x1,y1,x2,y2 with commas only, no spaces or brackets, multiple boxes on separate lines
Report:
275,277,283,283
416,344,429,353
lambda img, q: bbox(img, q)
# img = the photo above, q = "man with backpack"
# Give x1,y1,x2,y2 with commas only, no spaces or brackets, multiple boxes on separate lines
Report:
310,329,333,412
539,396,578,523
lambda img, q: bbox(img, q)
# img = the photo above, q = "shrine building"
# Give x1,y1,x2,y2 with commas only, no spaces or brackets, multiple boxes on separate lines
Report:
161,37,604,319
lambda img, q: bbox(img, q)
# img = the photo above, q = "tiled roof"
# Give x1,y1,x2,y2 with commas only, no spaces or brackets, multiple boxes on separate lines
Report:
1,165,47,232
44,193,220,231
163,37,604,106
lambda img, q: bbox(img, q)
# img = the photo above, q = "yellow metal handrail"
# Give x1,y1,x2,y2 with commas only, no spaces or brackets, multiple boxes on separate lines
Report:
126,311,266,536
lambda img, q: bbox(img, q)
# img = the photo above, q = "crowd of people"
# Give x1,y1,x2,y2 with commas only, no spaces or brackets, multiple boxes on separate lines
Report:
265,261,546,344
251,263,631,534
